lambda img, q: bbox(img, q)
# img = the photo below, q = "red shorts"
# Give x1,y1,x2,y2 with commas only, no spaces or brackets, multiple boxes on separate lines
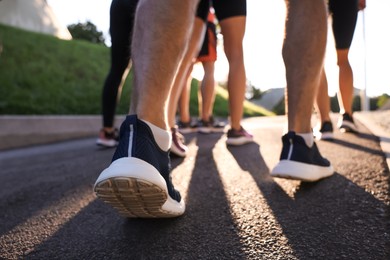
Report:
196,21,217,62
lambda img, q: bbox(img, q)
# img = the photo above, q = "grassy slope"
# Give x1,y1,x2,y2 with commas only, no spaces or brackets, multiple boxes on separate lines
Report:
0,24,272,117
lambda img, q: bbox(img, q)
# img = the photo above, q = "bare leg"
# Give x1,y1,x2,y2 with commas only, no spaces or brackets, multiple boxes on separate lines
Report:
131,0,199,130
313,68,334,140
167,17,206,128
336,49,354,115
199,60,216,121
315,68,331,123
271,0,333,182
94,0,200,218
219,16,246,131
178,65,194,124
283,0,327,133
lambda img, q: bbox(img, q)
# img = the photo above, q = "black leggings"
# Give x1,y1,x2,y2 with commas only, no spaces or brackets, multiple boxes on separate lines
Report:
102,0,138,127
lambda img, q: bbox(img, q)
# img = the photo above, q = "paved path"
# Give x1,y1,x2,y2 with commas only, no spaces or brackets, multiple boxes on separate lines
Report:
0,115,389,259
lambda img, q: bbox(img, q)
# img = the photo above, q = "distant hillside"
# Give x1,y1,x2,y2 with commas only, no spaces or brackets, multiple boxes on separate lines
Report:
251,88,285,111
0,24,273,117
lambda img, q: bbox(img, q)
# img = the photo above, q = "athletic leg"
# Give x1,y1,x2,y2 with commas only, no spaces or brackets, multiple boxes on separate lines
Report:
271,0,333,182
219,16,246,131
94,0,200,218
199,60,216,121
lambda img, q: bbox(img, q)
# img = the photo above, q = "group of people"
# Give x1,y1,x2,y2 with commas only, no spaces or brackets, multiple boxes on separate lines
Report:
96,0,254,152
93,0,366,218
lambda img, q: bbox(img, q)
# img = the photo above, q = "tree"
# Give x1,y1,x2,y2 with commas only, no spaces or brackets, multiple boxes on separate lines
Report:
377,94,390,109
67,21,105,45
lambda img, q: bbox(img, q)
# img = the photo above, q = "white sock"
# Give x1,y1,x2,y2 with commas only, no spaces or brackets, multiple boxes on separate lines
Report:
141,120,171,151
296,132,314,147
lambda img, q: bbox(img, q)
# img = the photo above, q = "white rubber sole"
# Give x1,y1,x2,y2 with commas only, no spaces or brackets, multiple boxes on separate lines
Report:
226,136,253,146
96,138,118,148
338,121,358,133
313,131,334,141
271,160,334,182
178,128,196,134
198,127,212,134
94,157,185,218
198,127,226,134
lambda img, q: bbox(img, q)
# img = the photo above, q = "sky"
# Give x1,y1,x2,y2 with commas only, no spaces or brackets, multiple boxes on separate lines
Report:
48,0,390,97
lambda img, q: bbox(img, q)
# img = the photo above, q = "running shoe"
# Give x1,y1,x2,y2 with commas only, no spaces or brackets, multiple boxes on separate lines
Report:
177,120,197,134
313,121,334,140
209,116,226,133
338,113,357,133
198,117,226,134
271,131,334,182
96,128,119,147
226,126,253,146
197,120,212,134
94,115,185,218
170,127,188,157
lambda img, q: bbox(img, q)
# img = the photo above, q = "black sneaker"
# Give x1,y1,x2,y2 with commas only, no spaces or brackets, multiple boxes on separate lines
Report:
177,120,197,134
271,131,334,182
94,115,185,218
338,113,357,133
197,119,212,134
209,116,226,133
313,121,334,140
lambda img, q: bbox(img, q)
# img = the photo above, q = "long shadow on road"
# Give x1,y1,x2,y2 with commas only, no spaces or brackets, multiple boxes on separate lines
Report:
0,139,112,239
25,133,245,259
2,124,389,259
228,140,389,259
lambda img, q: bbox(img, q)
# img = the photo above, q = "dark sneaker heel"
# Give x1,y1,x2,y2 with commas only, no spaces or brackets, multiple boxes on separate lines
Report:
197,120,212,134
178,120,197,134
338,113,358,133
94,157,185,217
271,131,334,182
94,115,185,218
313,121,334,141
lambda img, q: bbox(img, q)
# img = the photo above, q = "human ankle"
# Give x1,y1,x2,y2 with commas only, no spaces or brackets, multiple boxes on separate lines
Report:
103,127,115,133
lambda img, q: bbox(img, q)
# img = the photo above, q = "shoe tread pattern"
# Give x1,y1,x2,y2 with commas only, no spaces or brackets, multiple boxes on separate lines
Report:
95,177,172,218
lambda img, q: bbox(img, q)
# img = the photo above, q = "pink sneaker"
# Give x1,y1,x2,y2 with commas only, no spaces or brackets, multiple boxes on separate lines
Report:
226,126,253,146
170,127,188,157
96,128,119,147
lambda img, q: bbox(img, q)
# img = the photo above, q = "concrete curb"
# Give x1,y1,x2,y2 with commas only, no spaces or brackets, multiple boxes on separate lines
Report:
354,111,390,171
0,115,125,150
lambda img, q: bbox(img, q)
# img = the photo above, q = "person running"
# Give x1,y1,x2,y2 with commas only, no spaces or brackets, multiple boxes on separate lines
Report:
314,0,366,140
96,0,138,147
94,0,333,219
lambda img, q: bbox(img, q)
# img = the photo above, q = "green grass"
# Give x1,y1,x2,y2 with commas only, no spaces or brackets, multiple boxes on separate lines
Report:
0,24,272,117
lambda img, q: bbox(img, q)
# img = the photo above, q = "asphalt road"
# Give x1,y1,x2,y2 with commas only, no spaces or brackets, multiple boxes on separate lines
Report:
0,116,389,259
